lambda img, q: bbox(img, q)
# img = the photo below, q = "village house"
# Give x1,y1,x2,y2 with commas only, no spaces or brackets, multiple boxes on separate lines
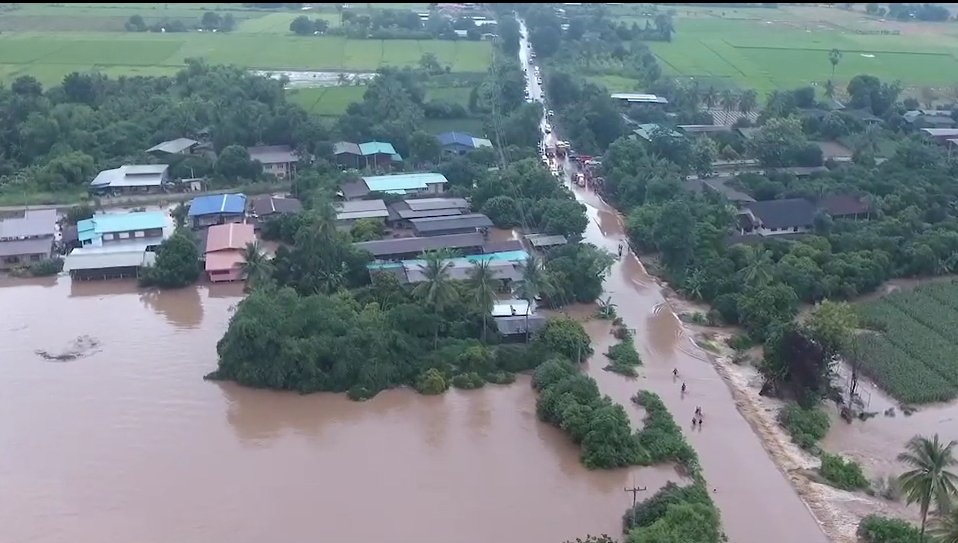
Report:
333,141,403,170
335,199,389,228
354,232,485,260
77,211,168,248
65,243,158,281
410,213,492,237
387,197,470,227
248,195,302,229
739,198,817,236
187,193,247,229
819,194,869,220
340,173,449,201
247,145,299,179
204,223,256,282
921,128,958,146
904,110,956,129
633,123,684,142
0,209,56,271
436,132,493,156
89,164,170,196
610,92,668,105
146,137,199,157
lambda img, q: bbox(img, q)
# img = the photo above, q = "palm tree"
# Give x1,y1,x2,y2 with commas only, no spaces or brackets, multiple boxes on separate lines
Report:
931,504,958,543
720,89,737,116
829,48,842,77
240,241,272,289
824,79,835,100
738,89,758,116
516,254,551,341
684,268,705,300
703,85,718,109
413,250,456,348
742,249,774,288
897,434,958,541
468,260,498,342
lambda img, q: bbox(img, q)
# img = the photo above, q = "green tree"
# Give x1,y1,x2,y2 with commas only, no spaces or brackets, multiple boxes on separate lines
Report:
468,260,498,342
931,506,958,543
690,137,718,178
141,228,200,288
171,202,189,229
240,241,272,290
720,89,737,115
805,300,857,357
480,195,520,227
703,86,717,109
408,130,441,165
412,251,456,348
517,253,552,339
738,283,799,340
350,218,384,242
415,368,449,395
628,502,721,543
829,48,842,77
747,116,808,168
289,15,314,35
738,89,758,116
215,145,261,180
534,316,592,362
897,434,958,541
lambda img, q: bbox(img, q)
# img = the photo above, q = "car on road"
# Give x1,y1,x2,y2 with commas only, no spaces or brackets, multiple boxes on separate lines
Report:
547,109,554,117
544,123,552,134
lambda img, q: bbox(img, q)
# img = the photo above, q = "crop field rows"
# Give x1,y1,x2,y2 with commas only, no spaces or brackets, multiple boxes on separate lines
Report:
853,282,958,404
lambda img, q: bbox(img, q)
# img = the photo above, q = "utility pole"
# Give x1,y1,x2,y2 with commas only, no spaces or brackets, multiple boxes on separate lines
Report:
625,484,647,528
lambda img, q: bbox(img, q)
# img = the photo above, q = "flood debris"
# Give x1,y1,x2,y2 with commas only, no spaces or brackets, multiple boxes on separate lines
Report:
35,335,100,361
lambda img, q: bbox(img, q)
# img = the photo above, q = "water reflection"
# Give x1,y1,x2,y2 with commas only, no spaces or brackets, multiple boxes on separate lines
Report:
140,286,204,329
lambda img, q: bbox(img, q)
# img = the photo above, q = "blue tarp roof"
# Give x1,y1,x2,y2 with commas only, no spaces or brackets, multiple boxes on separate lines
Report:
77,212,167,243
188,193,247,216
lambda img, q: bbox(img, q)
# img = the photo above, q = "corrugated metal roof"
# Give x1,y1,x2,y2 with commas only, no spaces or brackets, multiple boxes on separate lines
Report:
77,212,168,243
492,299,530,317
405,198,469,212
359,141,398,156
482,239,523,253
525,234,568,247
205,250,244,272
247,145,298,165
336,199,387,213
188,194,247,216
495,315,547,336
437,132,475,147
410,213,492,235
362,173,448,193
90,165,168,188
65,244,151,271
404,258,521,284
338,210,390,221
251,196,302,216
334,141,362,156
146,138,198,154
0,237,53,257
354,232,484,257
0,209,56,240
206,223,255,253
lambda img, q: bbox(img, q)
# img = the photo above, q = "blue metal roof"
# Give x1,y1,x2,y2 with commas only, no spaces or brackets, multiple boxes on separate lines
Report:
359,141,398,156
77,212,168,243
188,193,247,217
437,132,475,147
362,173,447,194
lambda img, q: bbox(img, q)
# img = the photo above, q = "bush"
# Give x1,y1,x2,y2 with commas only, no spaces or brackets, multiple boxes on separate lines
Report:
605,338,642,376
857,515,921,543
622,482,722,543
726,333,753,351
451,372,485,390
139,229,200,288
632,391,700,474
347,385,374,401
485,371,517,385
415,368,448,395
819,453,869,490
494,343,543,373
622,482,711,531
534,316,593,362
29,257,63,276
778,404,830,450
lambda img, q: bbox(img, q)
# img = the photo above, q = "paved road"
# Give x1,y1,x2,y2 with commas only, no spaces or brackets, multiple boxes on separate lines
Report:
517,19,831,543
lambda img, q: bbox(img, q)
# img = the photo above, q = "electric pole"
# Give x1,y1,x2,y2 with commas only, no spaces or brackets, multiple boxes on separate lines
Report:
625,484,647,527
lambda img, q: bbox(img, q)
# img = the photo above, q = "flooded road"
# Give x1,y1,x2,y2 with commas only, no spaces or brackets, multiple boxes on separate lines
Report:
518,20,829,543
0,277,683,543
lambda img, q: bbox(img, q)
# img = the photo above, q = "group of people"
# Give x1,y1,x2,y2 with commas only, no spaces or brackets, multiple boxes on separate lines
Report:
673,369,705,428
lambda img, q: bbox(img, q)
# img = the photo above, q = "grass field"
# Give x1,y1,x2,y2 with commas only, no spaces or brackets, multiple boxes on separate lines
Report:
625,5,958,96
0,3,491,86
852,282,958,404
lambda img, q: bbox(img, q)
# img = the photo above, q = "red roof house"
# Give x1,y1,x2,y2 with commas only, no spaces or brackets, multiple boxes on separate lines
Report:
204,223,255,282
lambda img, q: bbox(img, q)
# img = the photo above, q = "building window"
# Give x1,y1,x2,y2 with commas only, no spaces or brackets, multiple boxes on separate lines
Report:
103,233,115,241
30,254,41,261
134,231,145,238
118,232,130,239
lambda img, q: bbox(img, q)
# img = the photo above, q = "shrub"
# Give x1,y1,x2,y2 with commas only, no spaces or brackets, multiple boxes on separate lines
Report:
451,372,485,390
534,316,593,362
485,371,517,385
415,368,448,395
347,385,374,401
28,257,64,277
726,333,753,351
605,339,642,376
857,515,921,543
622,482,711,531
632,391,699,475
819,453,869,490
778,404,830,450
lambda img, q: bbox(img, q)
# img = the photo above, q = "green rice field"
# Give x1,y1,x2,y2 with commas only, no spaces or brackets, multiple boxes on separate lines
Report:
0,3,491,86
852,281,958,404
595,4,958,95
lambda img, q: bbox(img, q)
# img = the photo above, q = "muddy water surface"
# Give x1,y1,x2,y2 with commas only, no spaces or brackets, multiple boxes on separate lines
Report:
0,277,685,543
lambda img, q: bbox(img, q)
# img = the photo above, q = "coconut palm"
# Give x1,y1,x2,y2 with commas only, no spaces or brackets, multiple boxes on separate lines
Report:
516,254,552,341
240,241,272,290
413,250,456,348
897,434,958,541
703,85,718,109
931,504,958,543
829,48,842,76
468,259,498,342
720,89,737,116
742,249,774,288
824,79,835,100
738,89,758,116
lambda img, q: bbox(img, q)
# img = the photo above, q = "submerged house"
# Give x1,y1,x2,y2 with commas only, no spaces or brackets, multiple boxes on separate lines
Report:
188,193,247,229
204,223,256,282
0,209,56,271
77,211,167,247
65,243,158,281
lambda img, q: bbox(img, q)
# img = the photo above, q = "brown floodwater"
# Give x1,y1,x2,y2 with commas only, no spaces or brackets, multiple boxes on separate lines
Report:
0,277,686,543
553,160,831,543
